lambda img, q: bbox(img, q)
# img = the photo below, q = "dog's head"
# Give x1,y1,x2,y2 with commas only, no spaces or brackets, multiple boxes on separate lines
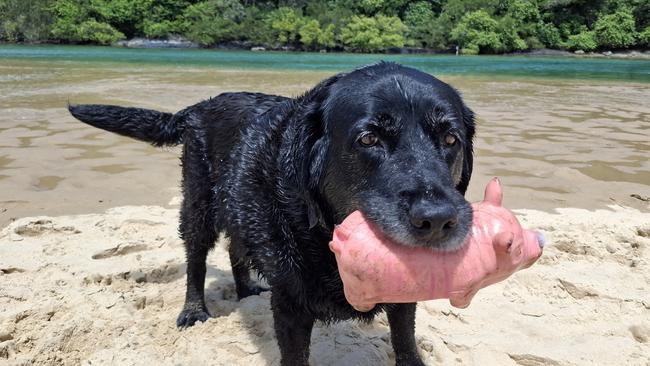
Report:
294,62,475,251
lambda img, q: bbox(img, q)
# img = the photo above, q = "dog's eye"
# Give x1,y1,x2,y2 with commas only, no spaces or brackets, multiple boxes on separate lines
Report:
444,134,457,146
358,132,379,147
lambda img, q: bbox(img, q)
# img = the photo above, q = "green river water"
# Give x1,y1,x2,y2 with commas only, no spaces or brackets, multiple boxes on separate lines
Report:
0,45,648,225
1,45,649,81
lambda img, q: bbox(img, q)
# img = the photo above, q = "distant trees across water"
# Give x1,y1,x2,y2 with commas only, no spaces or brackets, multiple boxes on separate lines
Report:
1,0,649,54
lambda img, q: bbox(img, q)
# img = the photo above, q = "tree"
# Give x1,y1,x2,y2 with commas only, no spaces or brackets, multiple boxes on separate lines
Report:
340,14,406,52
1,0,648,52
535,21,562,48
50,0,88,41
299,19,335,49
403,1,435,47
441,0,506,22
76,18,125,44
499,0,546,51
640,26,650,46
0,0,54,42
50,0,125,45
142,0,193,39
237,5,273,44
451,10,502,54
356,0,410,16
266,6,304,45
593,8,637,49
89,0,151,38
181,0,244,46
566,29,598,51
377,14,407,48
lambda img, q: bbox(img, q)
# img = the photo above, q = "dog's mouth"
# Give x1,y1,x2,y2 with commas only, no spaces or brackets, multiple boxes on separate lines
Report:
355,200,473,252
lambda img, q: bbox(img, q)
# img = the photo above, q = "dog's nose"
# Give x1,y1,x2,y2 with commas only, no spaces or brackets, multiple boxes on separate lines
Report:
409,200,458,238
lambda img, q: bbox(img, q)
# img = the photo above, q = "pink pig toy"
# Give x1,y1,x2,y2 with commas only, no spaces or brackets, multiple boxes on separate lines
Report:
329,178,545,312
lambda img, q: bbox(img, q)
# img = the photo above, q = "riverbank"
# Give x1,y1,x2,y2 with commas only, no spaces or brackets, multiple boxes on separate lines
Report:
112,40,650,60
4,39,650,60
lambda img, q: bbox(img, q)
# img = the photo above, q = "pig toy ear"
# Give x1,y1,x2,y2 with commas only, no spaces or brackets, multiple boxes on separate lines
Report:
483,177,503,207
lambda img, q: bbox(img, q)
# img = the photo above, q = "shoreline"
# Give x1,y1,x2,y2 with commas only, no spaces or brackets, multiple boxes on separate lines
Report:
3,39,650,60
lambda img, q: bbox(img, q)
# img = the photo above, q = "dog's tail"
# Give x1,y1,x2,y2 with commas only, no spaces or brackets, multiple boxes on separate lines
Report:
68,104,186,147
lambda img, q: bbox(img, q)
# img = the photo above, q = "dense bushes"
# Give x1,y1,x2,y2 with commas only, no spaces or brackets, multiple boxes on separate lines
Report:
566,30,598,51
340,15,406,51
0,0,648,53
451,10,502,54
593,8,637,49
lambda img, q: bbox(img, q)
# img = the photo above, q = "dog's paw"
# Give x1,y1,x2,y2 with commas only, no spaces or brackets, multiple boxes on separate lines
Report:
395,354,426,366
236,283,269,300
176,308,211,329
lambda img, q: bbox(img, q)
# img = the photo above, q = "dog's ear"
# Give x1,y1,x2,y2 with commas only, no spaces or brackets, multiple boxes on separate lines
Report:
290,74,344,229
306,134,329,228
456,104,475,195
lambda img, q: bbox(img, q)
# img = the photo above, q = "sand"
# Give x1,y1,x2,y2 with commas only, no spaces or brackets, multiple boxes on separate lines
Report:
1,201,649,366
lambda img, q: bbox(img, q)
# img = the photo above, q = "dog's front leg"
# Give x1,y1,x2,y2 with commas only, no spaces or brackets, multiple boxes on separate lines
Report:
271,290,314,366
387,303,425,366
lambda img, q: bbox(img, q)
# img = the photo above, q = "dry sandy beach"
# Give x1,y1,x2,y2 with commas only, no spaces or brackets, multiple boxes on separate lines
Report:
1,204,649,365
1,56,650,365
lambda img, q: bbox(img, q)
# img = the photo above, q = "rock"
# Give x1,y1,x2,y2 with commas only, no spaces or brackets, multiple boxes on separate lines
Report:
602,51,613,56
0,330,13,342
509,353,562,366
574,50,585,54
168,196,182,206
134,296,146,310
629,325,649,343
558,279,599,299
250,47,266,52
129,270,146,283
116,37,198,49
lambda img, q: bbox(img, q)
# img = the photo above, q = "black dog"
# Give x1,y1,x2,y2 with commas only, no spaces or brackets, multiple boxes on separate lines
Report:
69,62,475,366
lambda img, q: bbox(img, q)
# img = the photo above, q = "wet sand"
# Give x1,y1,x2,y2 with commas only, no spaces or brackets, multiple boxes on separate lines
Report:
1,59,648,228
1,58,649,365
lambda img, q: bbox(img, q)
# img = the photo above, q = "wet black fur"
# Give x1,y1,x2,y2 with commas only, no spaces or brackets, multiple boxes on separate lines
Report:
69,62,475,366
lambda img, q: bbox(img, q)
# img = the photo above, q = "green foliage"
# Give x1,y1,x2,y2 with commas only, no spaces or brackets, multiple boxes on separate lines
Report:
49,0,90,42
90,0,150,37
142,0,191,38
142,20,180,39
566,30,598,51
640,27,650,46
508,0,540,24
356,0,410,16
536,21,562,48
451,10,503,54
0,0,54,42
76,18,125,44
181,0,244,46
403,1,436,47
266,7,304,45
593,8,637,49
237,6,272,44
1,0,649,53
340,14,406,52
499,0,545,51
299,19,335,49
